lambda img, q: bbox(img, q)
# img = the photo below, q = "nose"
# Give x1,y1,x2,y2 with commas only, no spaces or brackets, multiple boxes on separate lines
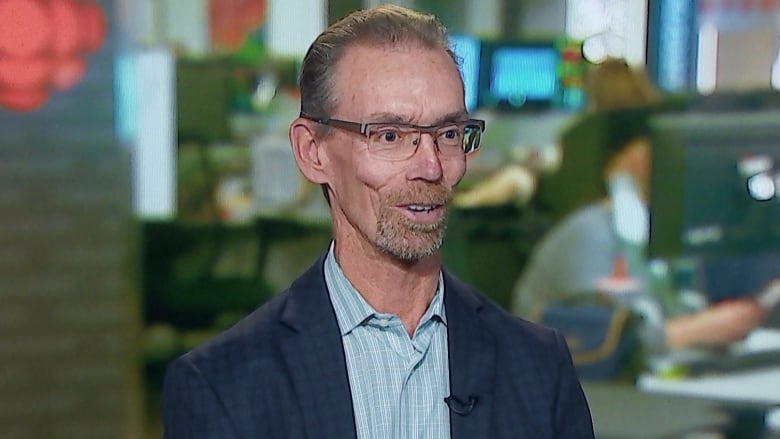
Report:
409,132,444,181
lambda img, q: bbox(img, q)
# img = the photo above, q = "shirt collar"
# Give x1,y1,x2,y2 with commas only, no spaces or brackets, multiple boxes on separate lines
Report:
323,241,447,336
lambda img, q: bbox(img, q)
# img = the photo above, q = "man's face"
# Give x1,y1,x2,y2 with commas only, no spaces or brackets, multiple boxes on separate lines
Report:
321,43,468,262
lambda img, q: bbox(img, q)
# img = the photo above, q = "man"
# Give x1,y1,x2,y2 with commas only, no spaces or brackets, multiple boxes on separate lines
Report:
162,5,593,439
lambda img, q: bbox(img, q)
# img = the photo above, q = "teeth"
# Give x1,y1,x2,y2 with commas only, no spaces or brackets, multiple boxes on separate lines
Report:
408,205,435,212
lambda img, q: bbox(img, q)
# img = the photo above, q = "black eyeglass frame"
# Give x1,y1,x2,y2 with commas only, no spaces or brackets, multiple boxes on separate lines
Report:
299,112,486,155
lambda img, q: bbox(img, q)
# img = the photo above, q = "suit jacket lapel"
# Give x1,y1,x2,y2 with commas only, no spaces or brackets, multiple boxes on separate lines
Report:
279,254,357,439
444,272,496,439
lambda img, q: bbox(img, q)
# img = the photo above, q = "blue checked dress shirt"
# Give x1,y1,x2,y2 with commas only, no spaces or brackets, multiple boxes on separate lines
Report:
324,245,451,439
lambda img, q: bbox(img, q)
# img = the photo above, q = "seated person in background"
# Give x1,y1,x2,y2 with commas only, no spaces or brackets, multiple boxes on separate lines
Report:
534,58,667,223
511,106,772,352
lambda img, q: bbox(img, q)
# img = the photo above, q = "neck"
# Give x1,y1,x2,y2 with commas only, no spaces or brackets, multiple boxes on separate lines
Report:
333,239,441,335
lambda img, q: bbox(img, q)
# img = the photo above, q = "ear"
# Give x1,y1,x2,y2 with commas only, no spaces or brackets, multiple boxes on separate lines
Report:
289,117,329,185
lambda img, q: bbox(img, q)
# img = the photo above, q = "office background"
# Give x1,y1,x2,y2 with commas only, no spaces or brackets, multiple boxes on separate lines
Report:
1,0,779,437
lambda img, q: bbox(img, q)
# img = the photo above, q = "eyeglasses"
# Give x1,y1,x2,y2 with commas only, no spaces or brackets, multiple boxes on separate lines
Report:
300,113,486,161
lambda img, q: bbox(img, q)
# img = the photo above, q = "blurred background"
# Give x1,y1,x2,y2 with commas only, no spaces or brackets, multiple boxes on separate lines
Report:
1,0,780,437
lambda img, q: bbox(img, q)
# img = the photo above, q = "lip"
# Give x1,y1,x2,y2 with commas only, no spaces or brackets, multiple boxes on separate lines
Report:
396,203,445,224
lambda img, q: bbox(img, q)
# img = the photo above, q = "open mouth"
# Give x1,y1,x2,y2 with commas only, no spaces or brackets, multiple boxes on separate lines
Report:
407,204,440,213
397,202,446,225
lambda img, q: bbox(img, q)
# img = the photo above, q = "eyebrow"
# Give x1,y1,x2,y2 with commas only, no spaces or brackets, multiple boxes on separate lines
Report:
366,110,470,125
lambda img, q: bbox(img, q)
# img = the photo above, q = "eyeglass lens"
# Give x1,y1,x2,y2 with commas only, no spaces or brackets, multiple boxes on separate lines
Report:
366,123,482,160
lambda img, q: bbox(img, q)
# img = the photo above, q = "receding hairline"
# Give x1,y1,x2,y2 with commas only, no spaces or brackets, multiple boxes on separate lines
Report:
298,4,464,130
335,38,458,68
326,40,463,114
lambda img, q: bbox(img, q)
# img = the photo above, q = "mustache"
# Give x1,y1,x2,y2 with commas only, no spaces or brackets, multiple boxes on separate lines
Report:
384,183,453,205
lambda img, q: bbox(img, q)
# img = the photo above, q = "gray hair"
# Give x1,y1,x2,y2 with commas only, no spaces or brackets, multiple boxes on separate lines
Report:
298,5,459,121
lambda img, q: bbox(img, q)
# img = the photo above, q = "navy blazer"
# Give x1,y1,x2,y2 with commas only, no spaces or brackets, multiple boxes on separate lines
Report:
162,253,593,438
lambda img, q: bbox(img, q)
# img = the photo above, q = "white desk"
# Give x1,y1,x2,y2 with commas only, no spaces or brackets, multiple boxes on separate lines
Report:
638,367,780,406
635,329,780,435
638,328,780,406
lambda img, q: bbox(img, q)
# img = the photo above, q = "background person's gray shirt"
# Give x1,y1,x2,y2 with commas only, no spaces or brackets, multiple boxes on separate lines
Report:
512,202,618,320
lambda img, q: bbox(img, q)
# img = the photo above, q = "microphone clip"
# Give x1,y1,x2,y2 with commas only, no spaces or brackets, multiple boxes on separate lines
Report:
444,395,478,416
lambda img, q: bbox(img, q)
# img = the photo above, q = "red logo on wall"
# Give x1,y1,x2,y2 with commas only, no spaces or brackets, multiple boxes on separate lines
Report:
0,0,107,112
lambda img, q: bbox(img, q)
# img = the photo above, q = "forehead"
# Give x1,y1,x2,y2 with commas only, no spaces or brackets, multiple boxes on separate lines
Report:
332,43,466,121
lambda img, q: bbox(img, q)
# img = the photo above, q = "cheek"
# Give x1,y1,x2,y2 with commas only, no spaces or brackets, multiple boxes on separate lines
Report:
329,155,391,213
355,159,467,191
330,152,468,205
351,155,405,192
442,156,468,187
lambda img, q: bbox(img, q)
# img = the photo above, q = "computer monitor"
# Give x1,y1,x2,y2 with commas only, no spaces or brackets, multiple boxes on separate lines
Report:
648,108,780,259
479,40,561,111
448,34,481,113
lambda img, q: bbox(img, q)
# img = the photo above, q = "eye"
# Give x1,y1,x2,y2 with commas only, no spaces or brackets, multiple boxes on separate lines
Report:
369,125,405,144
381,130,399,142
442,126,460,140
437,125,462,144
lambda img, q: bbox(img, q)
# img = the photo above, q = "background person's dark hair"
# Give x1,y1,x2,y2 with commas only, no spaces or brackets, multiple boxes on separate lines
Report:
599,107,653,169
584,58,662,112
